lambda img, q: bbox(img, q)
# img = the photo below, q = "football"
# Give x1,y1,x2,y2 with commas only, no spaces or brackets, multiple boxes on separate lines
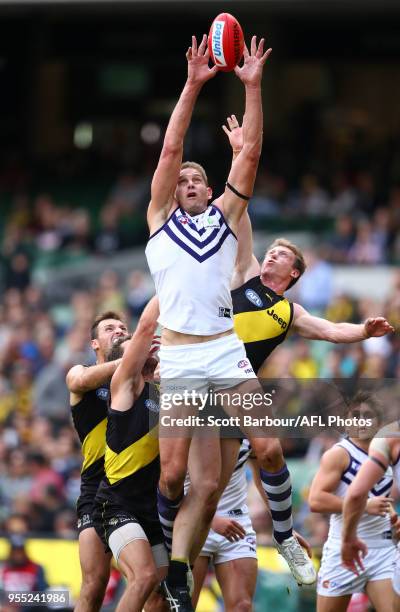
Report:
208,13,244,72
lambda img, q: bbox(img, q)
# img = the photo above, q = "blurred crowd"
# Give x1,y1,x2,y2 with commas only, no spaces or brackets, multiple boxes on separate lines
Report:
1,166,400,297
0,171,399,547
250,168,400,264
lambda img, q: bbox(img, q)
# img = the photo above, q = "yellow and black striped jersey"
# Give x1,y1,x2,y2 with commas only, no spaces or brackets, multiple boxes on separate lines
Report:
232,276,293,373
96,383,160,516
71,385,109,504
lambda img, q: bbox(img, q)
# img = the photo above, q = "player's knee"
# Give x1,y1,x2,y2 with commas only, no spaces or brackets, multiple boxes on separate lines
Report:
160,463,186,497
197,477,220,518
128,567,158,598
227,595,252,612
254,439,283,470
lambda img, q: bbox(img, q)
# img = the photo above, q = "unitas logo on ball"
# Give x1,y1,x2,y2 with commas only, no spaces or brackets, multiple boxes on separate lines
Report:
208,13,244,72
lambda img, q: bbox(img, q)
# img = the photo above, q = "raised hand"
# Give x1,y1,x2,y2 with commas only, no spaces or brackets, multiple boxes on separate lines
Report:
234,35,272,87
222,114,243,154
364,317,395,338
187,34,218,86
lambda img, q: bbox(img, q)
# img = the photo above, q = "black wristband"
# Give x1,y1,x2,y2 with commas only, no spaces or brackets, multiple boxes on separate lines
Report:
226,182,251,201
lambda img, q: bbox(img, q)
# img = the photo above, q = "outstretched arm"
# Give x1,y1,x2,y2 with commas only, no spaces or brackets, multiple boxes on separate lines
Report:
221,37,271,232
292,303,394,342
217,115,260,289
148,35,217,234
111,297,159,408
67,361,121,396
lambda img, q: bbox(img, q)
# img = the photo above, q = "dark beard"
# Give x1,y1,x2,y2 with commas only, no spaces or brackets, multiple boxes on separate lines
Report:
106,334,131,361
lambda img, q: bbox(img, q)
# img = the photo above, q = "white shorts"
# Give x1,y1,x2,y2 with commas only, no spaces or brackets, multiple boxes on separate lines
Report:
159,333,257,397
392,546,400,596
317,539,396,597
200,513,257,565
109,522,169,568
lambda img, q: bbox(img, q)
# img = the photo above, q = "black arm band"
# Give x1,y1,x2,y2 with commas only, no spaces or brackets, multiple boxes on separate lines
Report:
369,456,386,471
226,182,251,201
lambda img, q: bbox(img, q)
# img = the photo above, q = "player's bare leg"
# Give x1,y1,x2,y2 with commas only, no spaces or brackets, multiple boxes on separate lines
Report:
317,594,352,612
191,556,210,609
172,435,221,560
189,438,240,562
365,579,395,612
158,435,192,552
215,558,258,612
143,566,169,612
159,436,191,500
116,540,160,612
393,591,400,612
161,434,221,611
75,528,111,612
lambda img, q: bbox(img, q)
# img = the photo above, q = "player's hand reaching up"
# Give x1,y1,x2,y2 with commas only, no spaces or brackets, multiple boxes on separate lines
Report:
222,114,243,156
187,34,218,86
234,36,272,87
363,317,395,338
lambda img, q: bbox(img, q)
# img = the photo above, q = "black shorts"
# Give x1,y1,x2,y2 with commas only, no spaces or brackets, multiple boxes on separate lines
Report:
92,499,164,553
77,512,95,534
76,496,97,534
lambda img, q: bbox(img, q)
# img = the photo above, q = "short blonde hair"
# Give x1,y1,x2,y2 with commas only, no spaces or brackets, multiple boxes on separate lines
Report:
268,238,306,288
180,161,208,186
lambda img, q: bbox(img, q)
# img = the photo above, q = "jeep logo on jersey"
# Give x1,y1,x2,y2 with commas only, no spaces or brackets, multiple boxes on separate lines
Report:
211,21,227,66
266,308,287,330
245,289,263,308
237,359,250,368
145,399,159,413
96,388,109,401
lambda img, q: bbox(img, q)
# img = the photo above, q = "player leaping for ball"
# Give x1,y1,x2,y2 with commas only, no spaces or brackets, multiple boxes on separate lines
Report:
146,34,270,611
214,116,394,585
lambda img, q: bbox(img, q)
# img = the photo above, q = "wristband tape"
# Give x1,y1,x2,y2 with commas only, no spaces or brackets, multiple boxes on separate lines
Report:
369,455,387,471
226,182,251,201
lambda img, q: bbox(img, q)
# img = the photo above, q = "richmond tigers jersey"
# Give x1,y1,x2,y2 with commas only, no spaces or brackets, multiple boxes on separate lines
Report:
145,205,237,335
328,438,393,544
71,385,109,505
95,383,160,516
232,276,293,373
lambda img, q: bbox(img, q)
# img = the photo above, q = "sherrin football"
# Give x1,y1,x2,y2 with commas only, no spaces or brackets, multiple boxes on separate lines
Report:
208,13,244,72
